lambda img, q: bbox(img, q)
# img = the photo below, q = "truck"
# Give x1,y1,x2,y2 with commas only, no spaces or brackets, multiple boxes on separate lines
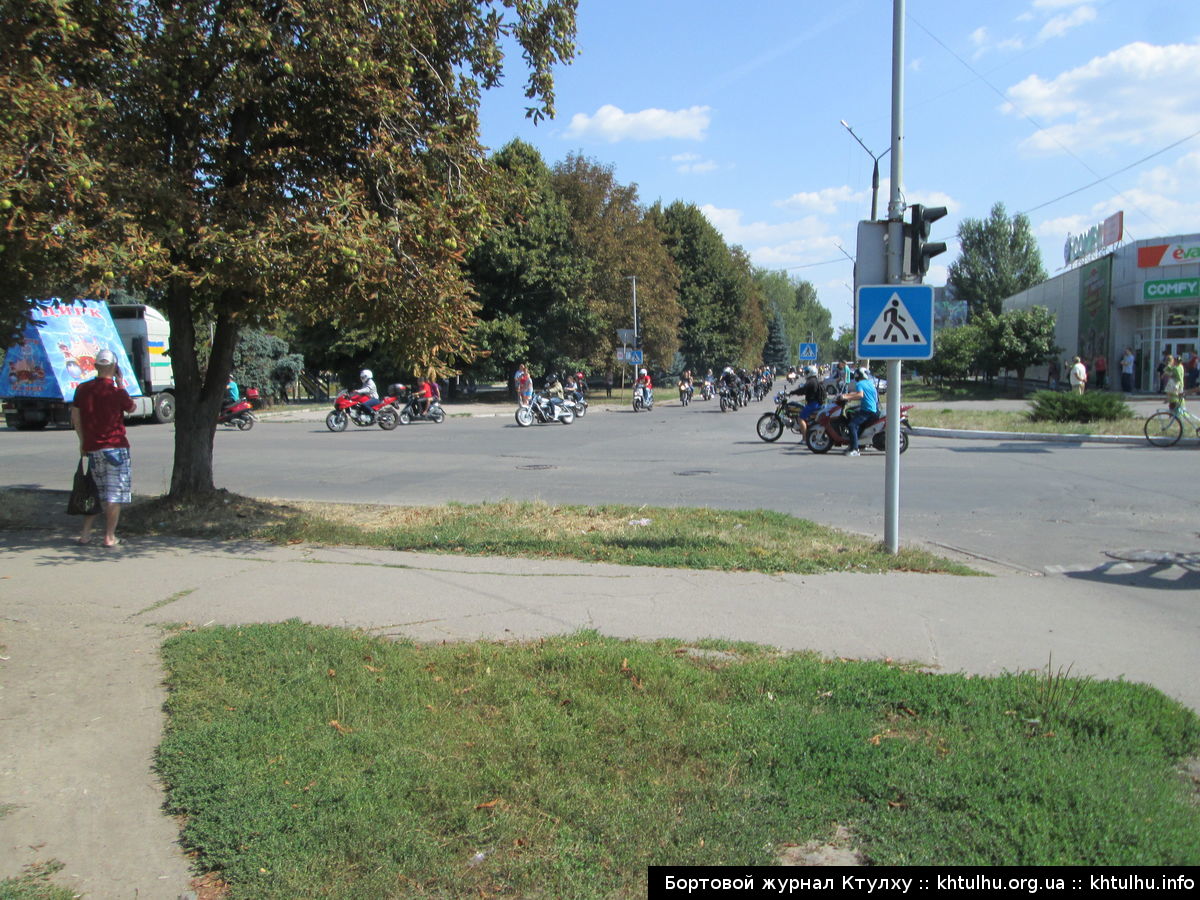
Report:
1,299,175,429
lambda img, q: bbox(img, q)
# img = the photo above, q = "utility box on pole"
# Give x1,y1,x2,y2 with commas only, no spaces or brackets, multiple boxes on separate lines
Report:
855,221,888,290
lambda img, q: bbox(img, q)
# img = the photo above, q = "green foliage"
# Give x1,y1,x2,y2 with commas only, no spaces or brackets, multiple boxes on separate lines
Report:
926,323,984,381
754,270,831,366
976,306,1061,386
947,203,1047,318
761,312,789,367
157,625,1200,896
1027,390,1134,423
0,860,75,900
829,325,855,363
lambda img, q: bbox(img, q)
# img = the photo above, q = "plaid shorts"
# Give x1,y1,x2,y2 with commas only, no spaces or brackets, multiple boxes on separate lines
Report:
87,447,132,504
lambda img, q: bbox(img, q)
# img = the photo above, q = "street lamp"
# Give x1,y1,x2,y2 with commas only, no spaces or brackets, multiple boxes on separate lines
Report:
840,119,890,222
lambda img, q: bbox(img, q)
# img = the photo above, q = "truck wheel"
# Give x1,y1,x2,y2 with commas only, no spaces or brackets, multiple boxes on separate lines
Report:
153,393,176,423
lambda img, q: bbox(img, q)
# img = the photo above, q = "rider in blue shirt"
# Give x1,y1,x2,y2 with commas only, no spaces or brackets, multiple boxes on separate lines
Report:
840,367,879,456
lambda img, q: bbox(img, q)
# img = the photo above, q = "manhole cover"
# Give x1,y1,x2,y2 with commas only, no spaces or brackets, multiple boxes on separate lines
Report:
517,464,556,470
674,469,714,476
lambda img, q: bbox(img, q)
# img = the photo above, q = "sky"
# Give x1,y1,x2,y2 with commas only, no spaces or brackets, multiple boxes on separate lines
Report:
477,0,1200,333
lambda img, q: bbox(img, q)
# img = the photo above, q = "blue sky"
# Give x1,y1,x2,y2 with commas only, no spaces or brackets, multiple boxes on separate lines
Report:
478,0,1200,332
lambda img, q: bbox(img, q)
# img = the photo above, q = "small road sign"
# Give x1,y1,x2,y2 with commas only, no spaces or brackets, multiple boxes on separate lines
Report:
798,343,818,361
616,328,636,345
856,285,935,360
627,350,644,365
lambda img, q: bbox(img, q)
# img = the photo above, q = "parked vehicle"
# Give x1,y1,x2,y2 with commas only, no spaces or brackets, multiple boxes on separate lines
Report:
755,392,825,442
515,392,575,426
804,398,912,454
2,300,175,428
326,388,399,431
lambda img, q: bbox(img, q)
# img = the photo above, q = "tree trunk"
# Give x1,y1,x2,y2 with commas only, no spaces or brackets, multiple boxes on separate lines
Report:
165,281,240,498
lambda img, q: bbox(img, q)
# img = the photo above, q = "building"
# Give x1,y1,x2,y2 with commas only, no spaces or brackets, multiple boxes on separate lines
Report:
1002,229,1199,389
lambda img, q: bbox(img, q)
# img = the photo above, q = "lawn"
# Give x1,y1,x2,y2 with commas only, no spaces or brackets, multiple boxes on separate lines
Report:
157,626,1200,898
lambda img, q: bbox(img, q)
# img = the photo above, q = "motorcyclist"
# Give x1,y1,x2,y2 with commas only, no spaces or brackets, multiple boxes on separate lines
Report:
839,366,879,457
788,365,825,440
678,369,694,403
635,368,653,406
355,369,381,411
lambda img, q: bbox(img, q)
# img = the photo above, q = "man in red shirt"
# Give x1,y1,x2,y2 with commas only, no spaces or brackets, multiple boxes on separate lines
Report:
70,348,136,547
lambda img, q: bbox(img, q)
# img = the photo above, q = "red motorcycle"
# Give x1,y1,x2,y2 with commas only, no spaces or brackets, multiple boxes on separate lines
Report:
325,388,400,432
804,398,913,454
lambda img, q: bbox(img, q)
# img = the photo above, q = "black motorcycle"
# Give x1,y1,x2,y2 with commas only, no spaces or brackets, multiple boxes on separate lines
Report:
516,392,575,426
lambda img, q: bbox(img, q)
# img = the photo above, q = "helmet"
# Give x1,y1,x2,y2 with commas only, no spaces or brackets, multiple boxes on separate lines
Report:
853,367,871,381
360,369,373,381
640,368,647,376
804,366,817,378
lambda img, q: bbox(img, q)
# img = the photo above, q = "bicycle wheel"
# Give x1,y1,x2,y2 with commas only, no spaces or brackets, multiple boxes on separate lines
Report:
1143,411,1182,447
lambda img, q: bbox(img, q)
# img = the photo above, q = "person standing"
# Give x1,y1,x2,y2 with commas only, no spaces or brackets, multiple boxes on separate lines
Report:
515,363,533,408
1120,347,1135,393
1092,353,1107,390
70,349,136,547
1069,356,1087,394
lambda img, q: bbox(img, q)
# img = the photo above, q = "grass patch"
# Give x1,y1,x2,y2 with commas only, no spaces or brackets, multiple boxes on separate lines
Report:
1027,390,1135,424
896,381,1032,402
0,488,975,575
156,625,1200,897
912,408,1148,436
0,861,76,900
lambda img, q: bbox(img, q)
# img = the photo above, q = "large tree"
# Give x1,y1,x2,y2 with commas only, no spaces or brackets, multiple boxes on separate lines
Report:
754,269,832,365
947,202,1047,318
6,0,576,496
552,154,680,375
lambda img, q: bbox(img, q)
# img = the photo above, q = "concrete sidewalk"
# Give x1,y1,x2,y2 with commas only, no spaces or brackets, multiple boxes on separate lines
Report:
1,532,1197,897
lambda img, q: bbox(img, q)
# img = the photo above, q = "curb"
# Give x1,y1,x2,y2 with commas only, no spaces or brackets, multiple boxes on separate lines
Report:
909,426,1198,446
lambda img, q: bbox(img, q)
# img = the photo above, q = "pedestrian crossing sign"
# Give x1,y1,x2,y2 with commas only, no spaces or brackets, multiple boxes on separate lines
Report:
798,343,818,361
856,285,935,360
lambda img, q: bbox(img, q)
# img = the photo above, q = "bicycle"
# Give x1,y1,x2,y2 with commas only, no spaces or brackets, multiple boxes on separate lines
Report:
1143,398,1200,447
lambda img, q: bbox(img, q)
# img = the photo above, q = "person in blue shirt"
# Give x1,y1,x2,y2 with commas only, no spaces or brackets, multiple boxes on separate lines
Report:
839,366,879,457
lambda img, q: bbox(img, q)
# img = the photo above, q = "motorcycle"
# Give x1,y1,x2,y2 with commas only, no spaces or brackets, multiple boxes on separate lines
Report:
567,390,588,417
804,398,913,454
515,392,575,426
700,380,714,401
217,396,257,431
718,383,739,412
755,391,822,442
678,382,693,407
632,385,654,412
326,388,400,432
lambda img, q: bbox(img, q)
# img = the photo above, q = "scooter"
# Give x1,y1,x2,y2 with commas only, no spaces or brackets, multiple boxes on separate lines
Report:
389,385,446,425
515,392,575,426
326,388,400,432
804,398,912,454
217,395,257,431
632,385,654,412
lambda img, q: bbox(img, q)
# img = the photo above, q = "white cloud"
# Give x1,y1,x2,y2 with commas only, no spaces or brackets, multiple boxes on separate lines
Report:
700,205,846,269
1034,151,1200,245
776,185,865,214
969,26,989,47
1037,5,1096,41
564,104,711,143
671,152,718,175
1006,42,1200,155
1032,0,1092,9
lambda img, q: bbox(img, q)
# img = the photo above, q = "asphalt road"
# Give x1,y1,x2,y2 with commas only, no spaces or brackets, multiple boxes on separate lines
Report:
3,396,1196,575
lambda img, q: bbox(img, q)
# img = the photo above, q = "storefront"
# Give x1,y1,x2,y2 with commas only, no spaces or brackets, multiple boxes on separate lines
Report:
1001,231,1200,390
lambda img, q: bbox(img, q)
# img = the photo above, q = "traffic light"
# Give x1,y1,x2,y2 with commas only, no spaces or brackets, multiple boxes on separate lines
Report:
907,203,947,279
634,332,643,349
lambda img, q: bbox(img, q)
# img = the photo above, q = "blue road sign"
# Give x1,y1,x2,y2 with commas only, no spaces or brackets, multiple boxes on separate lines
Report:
798,343,819,361
628,350,644,365
856,285,935,360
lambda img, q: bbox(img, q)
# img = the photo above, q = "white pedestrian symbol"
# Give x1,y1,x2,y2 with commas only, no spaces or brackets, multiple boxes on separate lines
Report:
863,293,926,346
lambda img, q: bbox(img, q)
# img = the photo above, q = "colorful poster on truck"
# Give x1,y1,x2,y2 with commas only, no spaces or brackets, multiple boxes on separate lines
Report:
1,300,142,402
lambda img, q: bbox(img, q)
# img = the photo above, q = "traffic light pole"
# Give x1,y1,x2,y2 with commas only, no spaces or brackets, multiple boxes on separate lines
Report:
884,0,905,554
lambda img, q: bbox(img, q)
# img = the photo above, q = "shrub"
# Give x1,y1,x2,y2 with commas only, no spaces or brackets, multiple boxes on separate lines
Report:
1028,390,1133,423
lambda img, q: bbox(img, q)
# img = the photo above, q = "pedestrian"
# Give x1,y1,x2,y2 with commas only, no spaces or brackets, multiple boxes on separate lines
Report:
1069,356,1087,394
1120,347,1135,393
515,362,533,407
70,348,136,547
1047,357,1060,390
1093,352,1107,390
604,369,613,398
1162,355,1185,408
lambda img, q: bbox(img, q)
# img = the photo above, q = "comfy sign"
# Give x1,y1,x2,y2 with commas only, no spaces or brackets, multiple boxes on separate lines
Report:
1138,242,1200,268
1143,279,1200,300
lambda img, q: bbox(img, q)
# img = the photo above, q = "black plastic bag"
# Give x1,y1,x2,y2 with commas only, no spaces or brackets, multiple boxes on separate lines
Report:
67,459,101,516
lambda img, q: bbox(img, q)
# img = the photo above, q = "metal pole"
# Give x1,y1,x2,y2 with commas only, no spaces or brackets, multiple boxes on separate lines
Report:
628,275,639,387
883,0,905,554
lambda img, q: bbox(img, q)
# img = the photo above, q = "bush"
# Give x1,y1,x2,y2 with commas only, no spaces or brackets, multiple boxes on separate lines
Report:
1028,390,1133,423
